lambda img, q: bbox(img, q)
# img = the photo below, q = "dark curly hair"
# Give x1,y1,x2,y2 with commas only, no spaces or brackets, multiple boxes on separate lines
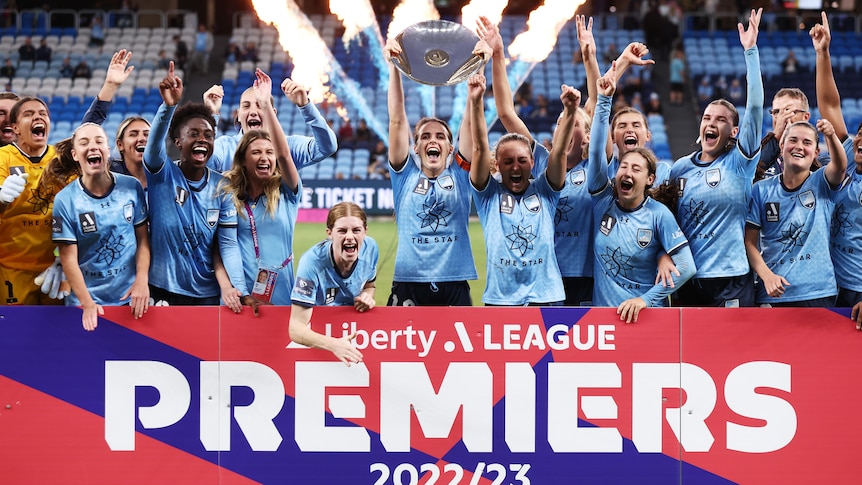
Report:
168,102,216,142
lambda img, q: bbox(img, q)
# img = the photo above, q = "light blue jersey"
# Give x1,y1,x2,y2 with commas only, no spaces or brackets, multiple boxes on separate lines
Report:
829,138,860,291
291,236,379,307
670,46,763,279
208,102,336,173
473,172,564,305
52,174,147,306
236,181,302,303
144,103,246,298
389,154,477,282
587,96,695,308
531,142,593,279
748,169,842,304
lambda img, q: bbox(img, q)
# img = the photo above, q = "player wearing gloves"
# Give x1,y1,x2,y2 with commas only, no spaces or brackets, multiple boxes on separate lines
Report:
0,97,63,305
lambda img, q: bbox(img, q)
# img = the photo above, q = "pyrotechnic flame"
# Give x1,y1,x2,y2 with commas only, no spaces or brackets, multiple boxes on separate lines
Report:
330,0,378,44
251,0,331,103
507,0,585,63
461,0,508,32
251,0,388,143
387,0,439,39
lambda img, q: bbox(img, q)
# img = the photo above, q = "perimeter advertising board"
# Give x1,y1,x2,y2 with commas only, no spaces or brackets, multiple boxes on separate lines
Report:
0,306,859,484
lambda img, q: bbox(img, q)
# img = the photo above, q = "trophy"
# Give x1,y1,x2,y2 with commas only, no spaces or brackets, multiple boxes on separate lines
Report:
390,19,485,86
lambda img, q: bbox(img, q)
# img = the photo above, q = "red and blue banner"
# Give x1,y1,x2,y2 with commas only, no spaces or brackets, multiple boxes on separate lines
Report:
0,306,859,484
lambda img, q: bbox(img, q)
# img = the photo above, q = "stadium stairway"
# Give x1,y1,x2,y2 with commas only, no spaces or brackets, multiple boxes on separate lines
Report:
650,56,699,160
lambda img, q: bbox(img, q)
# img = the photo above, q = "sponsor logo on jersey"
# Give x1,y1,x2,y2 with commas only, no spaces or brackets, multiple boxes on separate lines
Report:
766,202,780,222
570,169,586,186
9,166,25,176
500,193,515,215
206,209,219,228
600,213,616,236
325,287,338,305
52,216,61,233
79,211,97,233
799,190,815,210
413,177,430,196
175,187,189,206
706,169,721,188
637,228,653,248
677,177,686,196
123,203,134,223
294,277,314,297
524,194,541,213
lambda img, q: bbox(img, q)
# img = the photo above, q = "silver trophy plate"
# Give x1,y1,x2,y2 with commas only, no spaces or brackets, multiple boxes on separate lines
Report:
391,20,483,86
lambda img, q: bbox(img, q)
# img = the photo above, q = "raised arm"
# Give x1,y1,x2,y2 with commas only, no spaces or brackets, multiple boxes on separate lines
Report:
468,72,491,190
811,11,848,140
455,39,492,162
144,61,183,172
587,63,616,194
576,15,600,119
385,38,412,170
256,69,299,192
83,49,134,124
478,15,530,138
547,85,579,190
819,118,848,186
282,77,338,163
738,8,764,157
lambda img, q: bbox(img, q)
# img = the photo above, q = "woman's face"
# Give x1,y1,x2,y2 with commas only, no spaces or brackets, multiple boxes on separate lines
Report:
72,124,111,177
495,139,534,194
615,152,654,208
327,215,367,268
118,120,150,166
243,137,276,185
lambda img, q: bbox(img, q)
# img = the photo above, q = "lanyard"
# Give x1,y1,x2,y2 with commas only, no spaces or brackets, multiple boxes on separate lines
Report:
244,201,293,269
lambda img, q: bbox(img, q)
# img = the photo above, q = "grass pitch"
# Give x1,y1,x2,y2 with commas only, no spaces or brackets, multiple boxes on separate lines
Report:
293,219,487,306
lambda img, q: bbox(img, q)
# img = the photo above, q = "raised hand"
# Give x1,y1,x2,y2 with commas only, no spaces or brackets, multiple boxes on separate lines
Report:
619,42,655,67
105,49,134,87
560,84,581,110
158,61,183,106
738,8,762,50
597,61,617,97
281,78,309,107
203,84,224,115
467,72,486,103
473,39,492,65
476,15,504,57
252,68,273,108
0,172,28,204
809,11,831,53
575,15,596,58
817,118,835,137
384,37,402,59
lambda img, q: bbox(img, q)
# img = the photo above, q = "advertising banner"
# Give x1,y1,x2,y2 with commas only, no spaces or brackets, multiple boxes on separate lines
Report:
0,306,859,484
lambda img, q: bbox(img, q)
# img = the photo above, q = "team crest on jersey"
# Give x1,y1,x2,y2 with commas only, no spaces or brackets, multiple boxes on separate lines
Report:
637,228,653,248
523,194,541,213
294,277,314,297
799,190,816,210
676,178,686,196
79,211,97,233
206,209,219,228
437,175,454,190
123,203,134,223
600,213,616,236
500,193,515,215
51,216,61,233
175,187,189,206
9,166,25,176
705,169,721,188
765,202,780,222
413,177,430,195
570,169,586,186
325,287,338,305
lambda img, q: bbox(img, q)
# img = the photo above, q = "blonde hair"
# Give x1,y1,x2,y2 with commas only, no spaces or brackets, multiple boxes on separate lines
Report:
219,130,282,218
327,201,367,229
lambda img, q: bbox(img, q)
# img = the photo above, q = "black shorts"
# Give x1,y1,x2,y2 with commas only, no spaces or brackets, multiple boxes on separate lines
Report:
150,285,219,306
836,287,862,307
769,295,837,308
387,281,472,306
672,272,755,307
670,82,684,93
562,276,593,306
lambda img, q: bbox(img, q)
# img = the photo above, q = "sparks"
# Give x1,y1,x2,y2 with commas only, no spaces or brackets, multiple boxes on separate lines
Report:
507,0,585,63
